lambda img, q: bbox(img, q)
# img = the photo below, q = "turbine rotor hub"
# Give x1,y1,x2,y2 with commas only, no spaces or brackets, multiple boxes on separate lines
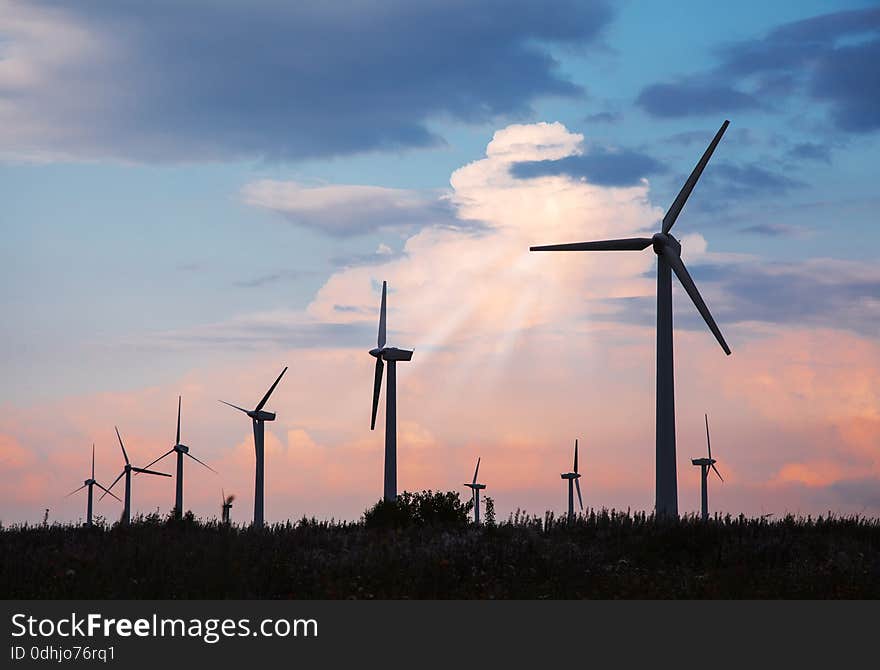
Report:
369,347,383,358
652,232,680,255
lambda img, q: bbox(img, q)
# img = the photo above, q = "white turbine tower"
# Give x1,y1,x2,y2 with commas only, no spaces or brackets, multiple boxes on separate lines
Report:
369,281,413,502
101,427,171,524
531,121,731,518
141,396,216,519
220,366,287,528
560,439,583,520
691,413,723,521
65,444,120,526
464,457,486,524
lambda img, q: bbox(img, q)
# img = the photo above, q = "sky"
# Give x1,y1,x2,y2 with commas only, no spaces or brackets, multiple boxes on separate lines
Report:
1,0,879,524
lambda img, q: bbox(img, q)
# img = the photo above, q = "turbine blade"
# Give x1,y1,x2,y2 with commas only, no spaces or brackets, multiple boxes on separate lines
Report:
370,357,384,430
101,471,124,499
255,366,287,411
378,280,387,348
132,467,172,477
138,449,174,474
95,482,122,503
575,478,583,511
186,451,217,474
662,120,729,234
91,443,95,479
473,457,480,485
176,395,181,445
662,246,731,355
712,464,724,482
705,413,712,460
530,238,653,252
115,426,130,465
65,484,87,498
574,439,578,473
219,400,250,414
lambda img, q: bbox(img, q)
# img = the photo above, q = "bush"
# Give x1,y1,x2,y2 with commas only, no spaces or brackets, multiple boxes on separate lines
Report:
363,490,473,529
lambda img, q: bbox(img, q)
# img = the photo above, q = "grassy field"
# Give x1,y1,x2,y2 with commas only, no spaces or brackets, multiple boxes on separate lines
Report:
3,501,879,599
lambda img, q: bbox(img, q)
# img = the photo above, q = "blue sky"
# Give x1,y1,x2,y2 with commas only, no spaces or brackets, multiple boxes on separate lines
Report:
1,1,879,522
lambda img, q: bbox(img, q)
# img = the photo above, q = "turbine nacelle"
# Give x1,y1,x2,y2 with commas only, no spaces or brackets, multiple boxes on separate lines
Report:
174,443,190,454
651,232,680,255
250,410,276,422
691,457,716,466
560,472,581,480
84,478,95,486
464,483,486,490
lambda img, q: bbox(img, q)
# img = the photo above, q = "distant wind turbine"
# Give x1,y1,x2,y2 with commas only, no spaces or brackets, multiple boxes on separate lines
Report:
561,439,583,520
101,427,171,524
221,489,234,524
65,443,120,526
369,281,413,502
463,457,486,524
220,367,287,528
531,121,732,518
691,413,723,521
140,396,216,519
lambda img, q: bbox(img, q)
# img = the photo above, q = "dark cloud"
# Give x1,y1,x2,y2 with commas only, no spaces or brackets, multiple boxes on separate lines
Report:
706,161,805,198
687,260,880,337
828,478,880,511
232,270,306,289
636,82,760,118
3,0,613,162
787,142,832,164
635,8,880,133
511,146,667,186
584,111,622,124
330,248,407,269
739,223,811,238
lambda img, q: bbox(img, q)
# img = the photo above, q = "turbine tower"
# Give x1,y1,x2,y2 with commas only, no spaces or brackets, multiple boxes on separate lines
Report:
220,366,287,528
101,427,171,524
369,281,413,502
65,443,120,526
463,457,486,524
560,439,583,520
141,396,216,519
531,121,732,518
691,413,723,521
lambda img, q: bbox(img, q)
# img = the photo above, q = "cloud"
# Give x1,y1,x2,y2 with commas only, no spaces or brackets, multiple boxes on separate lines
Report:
707,161,805,198
787,142,832,164
739,223,812,238
635,8,880,133
232,270,308,289
511,145,667,186
241,181,462,237
636,82,760,118
584,111,622,124
0,0,613,162
689,258,880,337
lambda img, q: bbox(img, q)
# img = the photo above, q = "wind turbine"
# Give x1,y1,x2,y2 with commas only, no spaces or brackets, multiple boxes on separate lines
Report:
140,396,216,519
221,489,234,524
101,427,171,524
219,366,287,528
692,413,723,521
531,121,732,518
561,439,583,520
463,457,486,524
65,443,120,526
369,281,413,502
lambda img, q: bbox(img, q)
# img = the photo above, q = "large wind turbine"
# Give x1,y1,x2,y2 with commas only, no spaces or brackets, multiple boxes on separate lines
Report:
531,121,732,518
691,413,723,521
141,396,216,519
220,367,287,528
560,439,583,520
463,457,486,524
65,443,120,526
369,281,413,502
101,427,171,524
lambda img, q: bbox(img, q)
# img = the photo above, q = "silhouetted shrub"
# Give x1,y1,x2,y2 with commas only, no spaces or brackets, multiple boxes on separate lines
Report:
363,490,472,529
